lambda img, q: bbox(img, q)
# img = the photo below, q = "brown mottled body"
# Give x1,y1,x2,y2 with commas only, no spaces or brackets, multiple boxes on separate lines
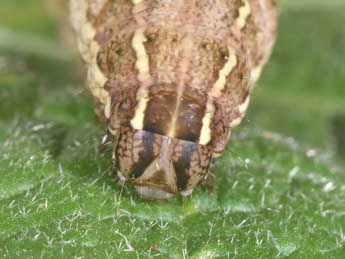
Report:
70,0,278,199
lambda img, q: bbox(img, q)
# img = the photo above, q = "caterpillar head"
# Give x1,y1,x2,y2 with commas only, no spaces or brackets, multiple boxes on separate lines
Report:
113,127,212,200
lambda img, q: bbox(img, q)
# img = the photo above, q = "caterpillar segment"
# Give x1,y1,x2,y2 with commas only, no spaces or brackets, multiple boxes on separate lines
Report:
70,0,278,199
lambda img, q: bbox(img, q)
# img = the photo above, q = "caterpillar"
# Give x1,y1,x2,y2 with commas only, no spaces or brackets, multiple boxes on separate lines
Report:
70,0,278,199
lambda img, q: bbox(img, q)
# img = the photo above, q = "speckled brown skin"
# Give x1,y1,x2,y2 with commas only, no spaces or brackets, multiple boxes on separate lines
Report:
70,0,278,199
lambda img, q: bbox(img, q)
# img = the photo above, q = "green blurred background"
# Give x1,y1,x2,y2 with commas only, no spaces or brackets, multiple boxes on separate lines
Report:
0,0,344,258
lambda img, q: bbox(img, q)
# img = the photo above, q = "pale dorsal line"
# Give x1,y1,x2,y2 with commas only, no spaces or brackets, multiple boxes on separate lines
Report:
167,36,194,138
236,0,251,29
199,47,238,145
70,0,110,119
130,28,151,130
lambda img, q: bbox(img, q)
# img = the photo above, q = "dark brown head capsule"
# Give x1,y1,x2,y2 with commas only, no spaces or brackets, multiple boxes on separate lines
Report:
70,0,278,199
114,128,212,199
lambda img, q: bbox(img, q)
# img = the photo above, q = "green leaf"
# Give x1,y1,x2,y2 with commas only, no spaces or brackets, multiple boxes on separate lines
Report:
1,0,344,258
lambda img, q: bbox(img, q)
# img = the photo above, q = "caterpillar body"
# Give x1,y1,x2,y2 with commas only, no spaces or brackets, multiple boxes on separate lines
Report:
70,0,278,199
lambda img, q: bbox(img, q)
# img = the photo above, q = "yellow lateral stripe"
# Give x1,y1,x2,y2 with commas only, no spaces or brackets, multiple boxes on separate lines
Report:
132,29,150,82
211,47,238,98
130,88,150,129
239,95,250,114
229,95,251,128
199,47,238,145
70,0,110,118
130,28,151,130
131,0,144,4
250,65,263,86
199,100,215,145
236,0,251,29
